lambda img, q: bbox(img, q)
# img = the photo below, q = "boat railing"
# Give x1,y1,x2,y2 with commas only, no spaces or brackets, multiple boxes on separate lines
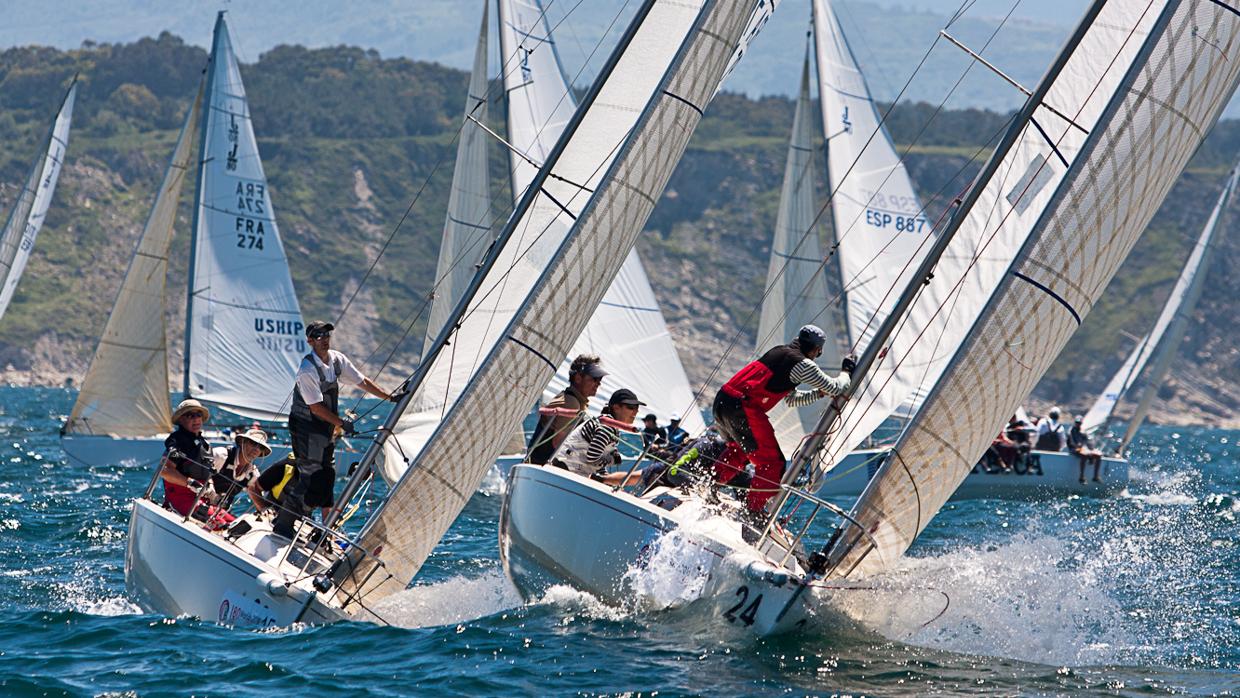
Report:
758,484,881,576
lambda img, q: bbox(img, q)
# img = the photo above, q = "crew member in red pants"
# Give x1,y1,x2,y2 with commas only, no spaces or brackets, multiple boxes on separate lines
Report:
712,325,854,518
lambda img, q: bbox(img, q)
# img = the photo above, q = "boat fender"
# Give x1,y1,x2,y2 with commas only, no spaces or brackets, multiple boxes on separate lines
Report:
257,572,288,597
743,561,789,588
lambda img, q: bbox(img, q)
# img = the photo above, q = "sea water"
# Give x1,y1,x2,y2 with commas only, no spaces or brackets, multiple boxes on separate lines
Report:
1,386,1237,695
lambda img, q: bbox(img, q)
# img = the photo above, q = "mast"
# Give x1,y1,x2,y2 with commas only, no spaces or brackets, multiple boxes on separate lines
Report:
1117,165,1238,453
183,12,224,396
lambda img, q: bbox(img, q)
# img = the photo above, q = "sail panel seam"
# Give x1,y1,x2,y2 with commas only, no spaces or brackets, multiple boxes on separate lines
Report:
1011,271,1082,325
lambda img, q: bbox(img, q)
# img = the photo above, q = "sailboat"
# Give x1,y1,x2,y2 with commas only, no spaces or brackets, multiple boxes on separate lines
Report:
380,0,707,490
1080,163,1238,452
501,0,1240,635
124,0,774,625
61,13,304,467
0,79,76,323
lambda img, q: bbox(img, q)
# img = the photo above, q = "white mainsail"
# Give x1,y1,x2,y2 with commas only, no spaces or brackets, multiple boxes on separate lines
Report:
1081,164,1239,436
66,83,205,438
499,0,706,434
424,1,493,353
827,0,1240,578
0,81,76,321
758,46,834,452
186,12,304,419
813,0,929,354
347,0,772,606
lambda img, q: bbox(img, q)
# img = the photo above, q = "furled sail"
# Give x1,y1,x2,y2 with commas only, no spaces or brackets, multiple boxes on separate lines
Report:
424,1,493,353
758,46,834,452
499,0,706,435
0,80,76,321
828,0,1240,578
346,0,773,606
1082,164,1239,437
66,82,205,438
813,0,929,355
185,12,305,419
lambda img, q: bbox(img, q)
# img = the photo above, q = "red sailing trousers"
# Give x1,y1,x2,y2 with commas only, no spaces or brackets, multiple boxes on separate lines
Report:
714,401,786,513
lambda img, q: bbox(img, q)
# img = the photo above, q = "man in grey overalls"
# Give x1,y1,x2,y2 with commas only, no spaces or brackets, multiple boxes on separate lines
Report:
276,321,396,538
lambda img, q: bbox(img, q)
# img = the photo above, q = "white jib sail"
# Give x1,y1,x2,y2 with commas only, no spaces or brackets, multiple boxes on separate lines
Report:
66,82,205,438
424,1,493,353
814,0,929,356
0,81,75,321
499,0,706,435
352,1,771,605
830,0,1240,578
758,46,834,453
186,12,305,419
1081,163,1240,434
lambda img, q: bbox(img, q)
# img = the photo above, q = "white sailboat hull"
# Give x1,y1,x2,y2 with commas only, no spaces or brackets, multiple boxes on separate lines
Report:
500,464,826,636
817,449,1129,499
61,432,293,468
125,498,347,626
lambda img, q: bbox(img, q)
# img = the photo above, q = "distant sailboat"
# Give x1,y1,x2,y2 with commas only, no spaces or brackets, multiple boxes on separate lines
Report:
0,79,76,323
1081,163,1239,452
61,13,304,466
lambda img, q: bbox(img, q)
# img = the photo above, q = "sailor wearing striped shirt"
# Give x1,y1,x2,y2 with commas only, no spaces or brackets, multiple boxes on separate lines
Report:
713,325,855,516
551,388,645,487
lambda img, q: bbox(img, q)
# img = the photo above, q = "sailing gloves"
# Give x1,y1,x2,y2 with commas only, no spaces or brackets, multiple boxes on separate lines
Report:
340,419,357,436
841,353,858,376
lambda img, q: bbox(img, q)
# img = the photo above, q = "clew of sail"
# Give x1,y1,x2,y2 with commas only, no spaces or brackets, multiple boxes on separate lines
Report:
828,0,1240,579
66,81,205,438
1082,164,1239,436
346,0,773,606
758,46,835,453
499,0,705,435
185,12,305,420
0,80,76,321
424,1,493,354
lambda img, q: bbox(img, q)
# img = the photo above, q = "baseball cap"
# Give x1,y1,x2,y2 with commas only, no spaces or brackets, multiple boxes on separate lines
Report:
607,388,646,407
306,321,335,338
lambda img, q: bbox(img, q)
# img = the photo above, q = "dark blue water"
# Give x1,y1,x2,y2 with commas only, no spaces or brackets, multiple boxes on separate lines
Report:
1,386,1237,695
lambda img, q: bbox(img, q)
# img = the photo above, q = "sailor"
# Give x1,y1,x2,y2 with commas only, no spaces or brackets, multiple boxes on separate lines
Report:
246,454,336,528
1067,416,1104,484
665,413,689,449
712,325,854,518
527,354,606,465
550,388,643,487
641,413,667,449
281,320,396,538
158,399,217,517
1035,407,1067,451
208,427,271,511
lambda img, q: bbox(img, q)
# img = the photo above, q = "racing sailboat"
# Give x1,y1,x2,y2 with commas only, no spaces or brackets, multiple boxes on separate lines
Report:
124,0,774,625
62,13,304,467
501,0,1240,635
0,79,76,323
1080,162,1238,452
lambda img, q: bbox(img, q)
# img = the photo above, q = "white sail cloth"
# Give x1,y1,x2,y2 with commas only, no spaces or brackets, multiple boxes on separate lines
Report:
0,82,75,321
350,1,771,606
424,1,493,353
66,85,204,437
831,0,1240,578
1081,165,1239,434
758,49,834,453
186,13,304,419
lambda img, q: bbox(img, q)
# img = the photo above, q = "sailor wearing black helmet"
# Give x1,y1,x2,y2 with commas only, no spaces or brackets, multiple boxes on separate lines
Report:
712,325,855,516
551,388,643,487
279,320,397,538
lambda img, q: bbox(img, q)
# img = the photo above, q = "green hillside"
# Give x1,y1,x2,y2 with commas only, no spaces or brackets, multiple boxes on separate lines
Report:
0,35,1236,425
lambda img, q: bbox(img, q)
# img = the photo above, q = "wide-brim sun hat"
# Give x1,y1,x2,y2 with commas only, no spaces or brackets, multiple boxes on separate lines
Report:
171,398,210,423
235,428,272,457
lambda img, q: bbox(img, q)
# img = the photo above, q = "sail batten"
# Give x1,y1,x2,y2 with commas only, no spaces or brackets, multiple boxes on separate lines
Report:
829,0,1240,578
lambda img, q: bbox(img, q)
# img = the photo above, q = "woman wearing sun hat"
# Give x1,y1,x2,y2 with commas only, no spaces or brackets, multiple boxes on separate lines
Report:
209,427,272,510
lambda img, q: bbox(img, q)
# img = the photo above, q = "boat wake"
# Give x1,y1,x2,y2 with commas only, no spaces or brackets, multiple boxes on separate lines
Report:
370,568,522,628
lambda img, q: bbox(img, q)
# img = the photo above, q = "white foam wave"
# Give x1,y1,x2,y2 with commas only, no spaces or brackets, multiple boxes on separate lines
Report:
368,569,522,628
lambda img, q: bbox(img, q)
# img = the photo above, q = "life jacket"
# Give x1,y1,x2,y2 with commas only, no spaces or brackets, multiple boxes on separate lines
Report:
270,457,297,501
720,343,806,413
290,352,341,437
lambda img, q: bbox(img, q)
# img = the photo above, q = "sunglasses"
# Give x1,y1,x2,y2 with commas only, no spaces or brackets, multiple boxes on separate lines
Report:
617,402,640,408
309,332,332,340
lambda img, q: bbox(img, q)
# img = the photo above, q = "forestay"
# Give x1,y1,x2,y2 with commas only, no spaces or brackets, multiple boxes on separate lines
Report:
186,12,304,419
829,0,1240,578
347,0,771,606
1082,164,1239,435
499,0,704,434
0,81,76,321
758,47,834,453
813,0,929,354
424,1,493,353
66,83,205,438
